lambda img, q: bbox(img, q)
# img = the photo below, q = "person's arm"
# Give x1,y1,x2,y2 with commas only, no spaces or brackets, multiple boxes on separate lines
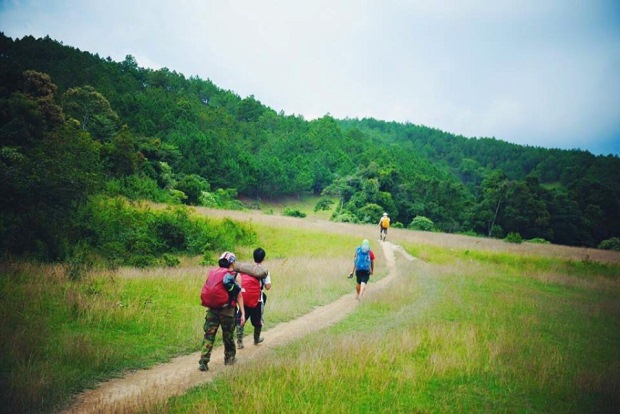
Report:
370,251,375,275
235,274,246,326
263,273,272,291
350,252,357,276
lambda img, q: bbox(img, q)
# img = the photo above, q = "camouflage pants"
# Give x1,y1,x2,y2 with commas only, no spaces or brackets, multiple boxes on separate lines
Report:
199,308,236,367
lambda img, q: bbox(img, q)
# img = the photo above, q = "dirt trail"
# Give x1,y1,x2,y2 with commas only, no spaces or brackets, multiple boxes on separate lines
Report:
61,240,415,414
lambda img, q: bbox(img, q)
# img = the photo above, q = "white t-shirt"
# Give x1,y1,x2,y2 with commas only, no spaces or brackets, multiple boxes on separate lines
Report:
259,273,271,302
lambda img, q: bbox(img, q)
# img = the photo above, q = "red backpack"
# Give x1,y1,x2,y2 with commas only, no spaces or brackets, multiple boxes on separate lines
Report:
201,267,237,309
240,274,262,307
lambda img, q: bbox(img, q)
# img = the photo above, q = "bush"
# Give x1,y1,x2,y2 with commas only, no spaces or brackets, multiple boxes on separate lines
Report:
598,237,620,251
162,253,180,267
105,174,174,203
526,238,550,244
505,232,523,244
331,211,359,223
392,222,404,229
77,196,256,267
199,188,245,210
490,225,504,238
358,203,384,224
408,216,436,232
283,208,306,218
314,197,335,212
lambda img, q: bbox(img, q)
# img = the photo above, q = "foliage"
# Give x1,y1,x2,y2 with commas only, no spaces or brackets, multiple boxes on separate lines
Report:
314,196,335,212
598,237,620,251
408,216,436,232
77,196,256,266
283,208,307,218
1,33,619,253
199,188,245,210
526,238,550,244
331,211,359,223
504,232,523,244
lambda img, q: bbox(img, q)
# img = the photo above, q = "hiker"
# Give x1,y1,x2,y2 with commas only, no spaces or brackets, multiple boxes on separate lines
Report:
379,212,390,241
236,247,272,349
348,239,375,301
199,251,245,371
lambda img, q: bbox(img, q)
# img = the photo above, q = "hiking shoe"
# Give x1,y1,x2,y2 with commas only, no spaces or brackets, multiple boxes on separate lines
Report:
224,357,237,366
199,364,209,372
237,340,244,349
254,337,264,345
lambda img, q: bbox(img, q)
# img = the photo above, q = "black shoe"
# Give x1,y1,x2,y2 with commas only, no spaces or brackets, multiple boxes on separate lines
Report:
254,337,264,345
224,357,237,366
237,340,244,349
199,363,208,371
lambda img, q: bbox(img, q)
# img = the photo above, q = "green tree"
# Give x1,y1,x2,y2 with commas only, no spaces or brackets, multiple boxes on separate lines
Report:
175,174,209,205
62,85,119,140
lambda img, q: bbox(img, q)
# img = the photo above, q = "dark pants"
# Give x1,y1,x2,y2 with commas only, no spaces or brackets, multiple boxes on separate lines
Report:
237,302,264,341
356,269,370,284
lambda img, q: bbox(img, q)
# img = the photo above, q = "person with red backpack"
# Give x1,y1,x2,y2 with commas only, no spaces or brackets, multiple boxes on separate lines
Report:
236,247,272,349
199,251,245,372
348,239,375,301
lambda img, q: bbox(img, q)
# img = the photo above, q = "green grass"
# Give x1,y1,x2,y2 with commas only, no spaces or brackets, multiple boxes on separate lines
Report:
158,243,620,413
0,223,366,413
1,219,619,413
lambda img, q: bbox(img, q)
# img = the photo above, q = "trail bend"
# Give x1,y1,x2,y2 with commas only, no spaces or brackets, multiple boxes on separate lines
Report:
61,240,415,414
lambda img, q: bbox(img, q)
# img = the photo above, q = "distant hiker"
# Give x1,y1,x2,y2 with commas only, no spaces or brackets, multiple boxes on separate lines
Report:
379,212,390,241
236,247,272,349
348,239,375,301
199,251,245,371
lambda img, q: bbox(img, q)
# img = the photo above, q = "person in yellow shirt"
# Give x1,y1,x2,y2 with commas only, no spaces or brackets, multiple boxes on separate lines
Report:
379,212,390,241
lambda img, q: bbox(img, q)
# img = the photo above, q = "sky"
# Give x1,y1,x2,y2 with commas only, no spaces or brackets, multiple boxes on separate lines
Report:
1,0,619,155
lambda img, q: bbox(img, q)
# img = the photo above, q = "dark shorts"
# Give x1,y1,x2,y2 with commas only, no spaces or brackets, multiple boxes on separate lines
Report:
356,269,370,284
380,226,388,234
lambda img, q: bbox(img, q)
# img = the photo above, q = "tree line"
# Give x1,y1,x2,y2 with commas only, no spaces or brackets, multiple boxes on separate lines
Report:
1,33,618,262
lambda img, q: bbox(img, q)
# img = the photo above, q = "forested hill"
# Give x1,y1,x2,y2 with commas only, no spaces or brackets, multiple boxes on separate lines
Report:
1,33,619,260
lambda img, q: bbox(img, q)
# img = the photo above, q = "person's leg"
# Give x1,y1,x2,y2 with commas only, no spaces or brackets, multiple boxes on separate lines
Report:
249,306,264,344
358,271,370,300
359,282,367,299
221,312,237,365
236,308,244,349
199,310,220,370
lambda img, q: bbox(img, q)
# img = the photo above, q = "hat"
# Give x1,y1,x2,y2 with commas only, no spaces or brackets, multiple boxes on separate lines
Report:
361,239,370,252
219,251,236,265
383,212,388,216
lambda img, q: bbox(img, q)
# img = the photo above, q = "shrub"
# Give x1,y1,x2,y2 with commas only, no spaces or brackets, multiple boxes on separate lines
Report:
408,216,436,232
358,203,384,224
505,232,523,244
598,237,620,251
77,196,256,267
331,211,359,223
392,222,404,229
162,253,180,267
105,174,174,203
526,238,550,244
490,225,504,238
314,197,335,212
283,208,306,218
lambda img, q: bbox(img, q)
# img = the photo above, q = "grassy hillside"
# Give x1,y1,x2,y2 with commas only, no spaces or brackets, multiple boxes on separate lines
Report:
1,210,618,413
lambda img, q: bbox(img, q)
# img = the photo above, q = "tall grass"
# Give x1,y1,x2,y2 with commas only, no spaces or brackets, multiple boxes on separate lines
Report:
158,243,620,413
2,211,618,413
0,224,368,414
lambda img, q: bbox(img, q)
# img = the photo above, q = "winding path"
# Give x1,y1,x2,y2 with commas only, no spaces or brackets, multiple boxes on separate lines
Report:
61,241,416,414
